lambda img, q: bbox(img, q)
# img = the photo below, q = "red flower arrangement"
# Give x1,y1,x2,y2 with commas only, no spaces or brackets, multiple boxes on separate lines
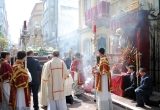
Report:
118,45,136,65
112,45,137,73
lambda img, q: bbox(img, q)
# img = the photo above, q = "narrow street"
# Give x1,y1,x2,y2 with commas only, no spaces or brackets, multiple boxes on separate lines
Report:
31,92,125,110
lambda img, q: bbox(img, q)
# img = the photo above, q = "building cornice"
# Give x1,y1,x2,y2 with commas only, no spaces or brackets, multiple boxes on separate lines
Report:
31,2,43,15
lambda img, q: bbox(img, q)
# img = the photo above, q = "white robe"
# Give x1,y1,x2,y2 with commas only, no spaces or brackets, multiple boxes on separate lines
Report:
16,71,32,110
0,80,11,110
42,57,69,110
97,74,113,110
40,63,48,106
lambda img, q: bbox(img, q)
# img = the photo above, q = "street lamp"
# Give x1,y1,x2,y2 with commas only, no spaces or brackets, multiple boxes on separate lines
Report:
20,21,31,68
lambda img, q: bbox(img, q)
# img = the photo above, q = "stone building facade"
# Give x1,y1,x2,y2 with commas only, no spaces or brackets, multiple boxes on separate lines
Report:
28,2,43,47
78,0,156,59
0,0,9,38
41,0,79,49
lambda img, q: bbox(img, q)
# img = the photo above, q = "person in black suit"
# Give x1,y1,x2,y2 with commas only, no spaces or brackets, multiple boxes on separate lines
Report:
65,52,72,69
27,50,42,110
124,65,138,101
135,68,160,107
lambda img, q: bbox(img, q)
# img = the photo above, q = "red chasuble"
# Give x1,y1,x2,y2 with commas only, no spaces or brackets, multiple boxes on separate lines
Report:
0,61,13,104
97,55,112,92
9,60,30,110
70,59,84,85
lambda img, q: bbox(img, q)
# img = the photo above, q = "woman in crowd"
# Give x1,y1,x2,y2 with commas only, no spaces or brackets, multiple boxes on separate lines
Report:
9,50,31,110
0,51,13,110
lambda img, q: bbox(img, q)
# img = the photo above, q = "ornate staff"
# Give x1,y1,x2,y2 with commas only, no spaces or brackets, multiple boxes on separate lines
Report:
136,50,142,87
20,21,31,69
136,50,139,87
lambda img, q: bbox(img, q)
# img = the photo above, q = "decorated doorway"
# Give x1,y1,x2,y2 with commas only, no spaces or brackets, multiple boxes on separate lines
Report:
97,35,107,54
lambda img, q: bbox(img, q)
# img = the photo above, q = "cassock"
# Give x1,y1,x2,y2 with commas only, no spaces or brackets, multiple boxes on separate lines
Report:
42,57,69,110
9,60,31,110
96,55,113,110
70,59,84,95
0,60,13,110
40,62,48,106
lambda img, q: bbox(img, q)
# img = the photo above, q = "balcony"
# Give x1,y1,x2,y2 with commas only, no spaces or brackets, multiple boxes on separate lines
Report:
85,1,110,26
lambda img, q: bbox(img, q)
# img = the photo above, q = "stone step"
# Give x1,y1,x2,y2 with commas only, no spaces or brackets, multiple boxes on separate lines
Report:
83,91,160,110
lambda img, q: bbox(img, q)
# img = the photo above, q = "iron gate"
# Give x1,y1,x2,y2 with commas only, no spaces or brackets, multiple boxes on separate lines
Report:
149,22,160,92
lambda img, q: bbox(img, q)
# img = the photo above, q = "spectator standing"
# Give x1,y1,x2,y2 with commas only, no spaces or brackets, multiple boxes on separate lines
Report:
27,50,42,110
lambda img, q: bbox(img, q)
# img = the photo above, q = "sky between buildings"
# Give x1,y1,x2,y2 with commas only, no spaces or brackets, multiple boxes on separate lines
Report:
5,0,41,44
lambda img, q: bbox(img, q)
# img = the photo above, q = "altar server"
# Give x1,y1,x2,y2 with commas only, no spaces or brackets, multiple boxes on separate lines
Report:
9,51,31,110
41,50,69,110
93,48,113,110
0,51,13,110
70,53,84,95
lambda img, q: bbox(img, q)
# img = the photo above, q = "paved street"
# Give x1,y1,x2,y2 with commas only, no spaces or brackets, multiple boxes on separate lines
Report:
31,92,125,110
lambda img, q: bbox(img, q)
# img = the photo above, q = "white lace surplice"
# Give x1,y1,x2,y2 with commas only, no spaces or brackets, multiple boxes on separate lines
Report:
97,74,113,110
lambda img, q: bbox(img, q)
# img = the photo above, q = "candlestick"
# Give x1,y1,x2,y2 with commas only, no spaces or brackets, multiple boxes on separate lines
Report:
92,24,96,34
24,21,27,29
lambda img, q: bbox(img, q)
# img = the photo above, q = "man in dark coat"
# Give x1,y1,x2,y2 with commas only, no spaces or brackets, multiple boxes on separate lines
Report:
65,52,72,69
124,65,138,100
135,68,160,107
27,50,42,110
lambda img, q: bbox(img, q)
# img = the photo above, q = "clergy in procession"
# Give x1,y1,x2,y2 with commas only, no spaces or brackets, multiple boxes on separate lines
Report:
9,51,31,110
0,51,13,110
40,54,53,109
93,48,113,110
41,50,69,110
70,53,84,95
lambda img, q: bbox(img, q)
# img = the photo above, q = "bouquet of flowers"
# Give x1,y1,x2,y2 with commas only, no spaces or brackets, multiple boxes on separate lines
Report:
112,63,121,74
120,46,137,65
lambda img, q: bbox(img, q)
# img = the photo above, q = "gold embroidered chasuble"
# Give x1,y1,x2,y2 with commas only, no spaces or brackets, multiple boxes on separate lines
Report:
96,55,112,92
9,60,30,110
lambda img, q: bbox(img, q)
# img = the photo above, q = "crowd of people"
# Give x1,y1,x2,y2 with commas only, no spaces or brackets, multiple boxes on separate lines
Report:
0,47,160,110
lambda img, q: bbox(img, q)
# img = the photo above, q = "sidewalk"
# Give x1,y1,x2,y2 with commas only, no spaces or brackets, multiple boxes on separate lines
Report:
88,90,160,110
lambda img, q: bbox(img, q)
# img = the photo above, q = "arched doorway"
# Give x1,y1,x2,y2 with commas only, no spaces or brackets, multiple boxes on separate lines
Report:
97,35,107,53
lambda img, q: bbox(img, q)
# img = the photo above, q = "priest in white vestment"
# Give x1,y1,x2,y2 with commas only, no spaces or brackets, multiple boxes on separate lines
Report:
41,50,69,110
40,54,53,109
93,48,113,110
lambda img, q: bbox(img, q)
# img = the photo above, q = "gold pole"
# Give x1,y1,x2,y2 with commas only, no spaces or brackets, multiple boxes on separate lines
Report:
136,50,139,87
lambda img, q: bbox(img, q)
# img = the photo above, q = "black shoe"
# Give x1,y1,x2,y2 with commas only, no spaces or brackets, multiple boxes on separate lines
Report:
136,104,144,107
94,99,96,102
